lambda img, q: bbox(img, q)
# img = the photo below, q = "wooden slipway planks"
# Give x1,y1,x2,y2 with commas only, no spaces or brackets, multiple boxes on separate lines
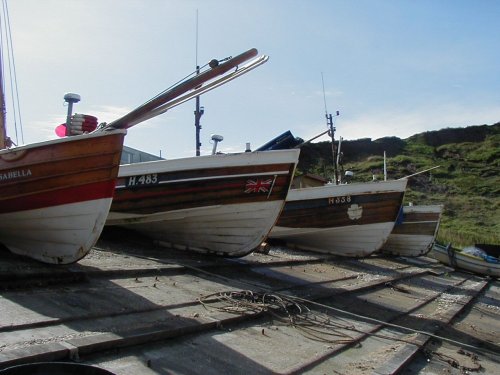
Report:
0,232,498,374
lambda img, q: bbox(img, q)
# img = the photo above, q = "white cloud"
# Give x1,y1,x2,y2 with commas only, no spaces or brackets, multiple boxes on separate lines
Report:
303,103,500,143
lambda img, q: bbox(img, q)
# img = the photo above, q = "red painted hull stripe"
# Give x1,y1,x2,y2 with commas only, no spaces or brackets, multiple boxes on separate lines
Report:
0,180,117,214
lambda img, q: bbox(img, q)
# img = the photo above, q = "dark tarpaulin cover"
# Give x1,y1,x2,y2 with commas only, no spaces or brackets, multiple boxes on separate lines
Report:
255,130,301,151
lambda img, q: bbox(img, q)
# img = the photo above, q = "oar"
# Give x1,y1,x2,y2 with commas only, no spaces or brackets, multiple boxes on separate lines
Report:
398,165,440,179
105,48,261,130
122,55,268,128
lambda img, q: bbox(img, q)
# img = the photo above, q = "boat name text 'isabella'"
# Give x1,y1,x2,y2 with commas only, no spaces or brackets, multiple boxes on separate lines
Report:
0,169,32,181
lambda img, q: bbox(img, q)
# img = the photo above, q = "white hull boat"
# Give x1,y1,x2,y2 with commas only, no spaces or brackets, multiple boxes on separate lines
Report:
269,179,408,257
381,204,443,257
430,243,500,278
107,149,300,257
0,131,125,264
1,197,113,264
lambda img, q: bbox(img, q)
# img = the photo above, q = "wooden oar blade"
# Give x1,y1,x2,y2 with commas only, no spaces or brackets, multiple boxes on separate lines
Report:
105,48,261,130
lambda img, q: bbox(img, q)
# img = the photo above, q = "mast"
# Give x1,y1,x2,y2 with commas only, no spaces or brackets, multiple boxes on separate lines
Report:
194,66,204,156
0,51,7,149
326,112,341,184
322,73,340,184
0,4,7,149
194,10,203,156
0,1,18,149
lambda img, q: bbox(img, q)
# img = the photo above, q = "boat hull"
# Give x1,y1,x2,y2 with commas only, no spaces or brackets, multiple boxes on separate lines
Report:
381,204,443,257
107,149,300,257
430,243,500,278
269,179,407,257
0,130,126,264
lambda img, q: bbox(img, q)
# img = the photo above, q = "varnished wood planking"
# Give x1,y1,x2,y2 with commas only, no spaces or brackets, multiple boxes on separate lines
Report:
391,221,439,235
1,154,120,196
400,212,441,222
116,163,294,186
112,165,295,215
0,133,123,168
277,191,404,228
0,132,124,209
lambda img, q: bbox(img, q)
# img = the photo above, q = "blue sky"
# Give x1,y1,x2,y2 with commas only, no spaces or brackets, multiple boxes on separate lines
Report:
4,0,500,159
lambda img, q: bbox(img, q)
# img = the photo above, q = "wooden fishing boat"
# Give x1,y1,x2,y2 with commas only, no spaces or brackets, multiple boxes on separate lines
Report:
430,243,500,278
269,179,408,257
0,130,126,264
0,7,125,264
105,48,287,257
106,148,300,257
0,32,265,263
381,204,443,257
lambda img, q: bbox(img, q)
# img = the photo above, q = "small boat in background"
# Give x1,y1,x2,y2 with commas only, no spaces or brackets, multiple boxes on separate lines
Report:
269,179,408,257
381,204,443,257
430,242,500,278
107,148,300,257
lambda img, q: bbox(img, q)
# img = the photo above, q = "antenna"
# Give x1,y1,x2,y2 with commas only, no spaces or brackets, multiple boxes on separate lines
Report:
195,9,199,68
321,72,328,118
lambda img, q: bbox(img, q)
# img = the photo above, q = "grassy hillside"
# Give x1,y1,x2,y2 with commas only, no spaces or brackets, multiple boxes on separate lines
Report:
295,123,500,248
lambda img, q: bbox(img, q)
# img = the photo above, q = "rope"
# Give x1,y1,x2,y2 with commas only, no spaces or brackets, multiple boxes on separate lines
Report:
427,349,483,372
198,283,495,354
199,290,356,345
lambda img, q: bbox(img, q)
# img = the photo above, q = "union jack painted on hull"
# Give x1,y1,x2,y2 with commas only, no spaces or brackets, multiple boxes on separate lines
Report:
244,178,274,194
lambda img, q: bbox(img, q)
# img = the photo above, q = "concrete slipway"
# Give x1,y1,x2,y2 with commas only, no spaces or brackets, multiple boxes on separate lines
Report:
0,228,498,374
